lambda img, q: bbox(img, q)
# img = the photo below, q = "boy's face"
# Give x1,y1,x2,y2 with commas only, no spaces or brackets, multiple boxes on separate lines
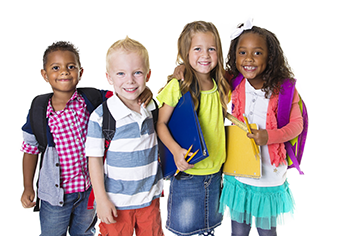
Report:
106,50,150,108
41,50,83,94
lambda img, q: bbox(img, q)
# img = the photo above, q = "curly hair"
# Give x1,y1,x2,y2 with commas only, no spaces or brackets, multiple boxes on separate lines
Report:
226,25,294,97
43,41,81,69
164,21,230,116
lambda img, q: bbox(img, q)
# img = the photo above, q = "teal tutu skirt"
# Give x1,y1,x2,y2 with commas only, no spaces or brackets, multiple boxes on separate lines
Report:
219,175,295,230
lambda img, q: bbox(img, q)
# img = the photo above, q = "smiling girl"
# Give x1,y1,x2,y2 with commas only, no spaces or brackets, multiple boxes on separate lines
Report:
157,21,230,236
219,20,303,236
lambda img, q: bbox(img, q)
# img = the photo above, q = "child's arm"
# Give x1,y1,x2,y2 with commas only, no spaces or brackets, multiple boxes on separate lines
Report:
88,156,118,224
138,86,153,108
157,103,194,172
21,153,38,208
248,89,303,145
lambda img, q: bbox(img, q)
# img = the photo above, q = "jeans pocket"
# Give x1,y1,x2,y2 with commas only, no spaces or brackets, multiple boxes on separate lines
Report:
177,172,194,180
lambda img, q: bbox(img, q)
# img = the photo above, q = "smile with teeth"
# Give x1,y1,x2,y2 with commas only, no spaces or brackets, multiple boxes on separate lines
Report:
124,88,137,92
199,61,210,66
243,66,256,71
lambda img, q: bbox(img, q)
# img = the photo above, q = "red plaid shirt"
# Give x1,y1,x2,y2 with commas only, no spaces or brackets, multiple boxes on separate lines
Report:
21,91,91,194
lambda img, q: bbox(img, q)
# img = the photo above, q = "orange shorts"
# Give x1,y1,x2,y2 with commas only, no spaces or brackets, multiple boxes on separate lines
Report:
98,198,164,236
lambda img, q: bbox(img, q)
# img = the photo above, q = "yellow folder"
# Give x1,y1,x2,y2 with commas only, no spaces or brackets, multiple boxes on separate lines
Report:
223,124,262,178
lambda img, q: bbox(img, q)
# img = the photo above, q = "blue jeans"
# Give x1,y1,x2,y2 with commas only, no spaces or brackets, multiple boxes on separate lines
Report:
231,221,277,236
166,171,223,236
40,187,96,236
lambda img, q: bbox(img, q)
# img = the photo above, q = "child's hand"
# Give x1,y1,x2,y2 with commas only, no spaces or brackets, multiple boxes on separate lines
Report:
138,86,153,108
97,197,118,224
173,148,195,172
247,129,268,146
173,64,185,81
21,188,36,208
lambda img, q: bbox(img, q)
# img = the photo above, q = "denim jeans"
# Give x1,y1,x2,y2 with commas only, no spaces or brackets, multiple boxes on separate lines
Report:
40,187,96,236
166,171,223,236
231,221,277,236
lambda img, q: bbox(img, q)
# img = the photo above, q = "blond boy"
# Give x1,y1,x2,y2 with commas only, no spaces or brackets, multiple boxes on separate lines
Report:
85,37,164,236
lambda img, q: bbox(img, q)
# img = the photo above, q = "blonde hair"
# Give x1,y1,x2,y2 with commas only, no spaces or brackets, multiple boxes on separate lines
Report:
106,36,150,73
166,21,229,116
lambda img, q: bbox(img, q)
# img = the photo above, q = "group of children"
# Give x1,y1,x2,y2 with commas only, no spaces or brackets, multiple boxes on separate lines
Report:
20,19,303,236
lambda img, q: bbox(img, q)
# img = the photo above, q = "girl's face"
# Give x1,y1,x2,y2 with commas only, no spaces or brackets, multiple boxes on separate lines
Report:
236,32,268,89
188,32,217,80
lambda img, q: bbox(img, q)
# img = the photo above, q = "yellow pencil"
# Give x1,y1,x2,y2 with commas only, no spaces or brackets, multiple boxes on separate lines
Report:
186,149,199,163
243,114,260,160
174,145,193,176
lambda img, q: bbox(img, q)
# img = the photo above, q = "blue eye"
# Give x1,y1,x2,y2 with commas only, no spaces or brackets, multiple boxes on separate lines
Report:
68,65,76,70
117,72,124,76
52,66,59,70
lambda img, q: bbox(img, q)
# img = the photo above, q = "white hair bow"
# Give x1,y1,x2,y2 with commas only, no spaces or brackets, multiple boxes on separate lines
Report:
230,18,254,40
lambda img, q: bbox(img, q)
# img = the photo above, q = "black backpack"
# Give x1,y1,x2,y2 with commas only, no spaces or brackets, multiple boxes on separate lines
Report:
28,88,106,211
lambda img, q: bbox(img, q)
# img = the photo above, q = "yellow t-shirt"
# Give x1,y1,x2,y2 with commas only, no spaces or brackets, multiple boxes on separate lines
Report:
157,79,226,175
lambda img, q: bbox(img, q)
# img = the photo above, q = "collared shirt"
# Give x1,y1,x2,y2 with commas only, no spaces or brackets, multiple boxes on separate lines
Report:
21,91,91,194
85,94,163,210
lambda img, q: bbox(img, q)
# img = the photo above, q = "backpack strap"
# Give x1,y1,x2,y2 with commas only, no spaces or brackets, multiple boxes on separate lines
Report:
231,73,244,91
277,79,296,128
78,88,105,113
30,93,54,153
277,79,304,175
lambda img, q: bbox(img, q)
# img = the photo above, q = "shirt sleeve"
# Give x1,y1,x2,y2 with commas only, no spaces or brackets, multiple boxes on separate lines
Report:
21,111,40,154
85,105,105,157
267,89,304,144
156,79,182,108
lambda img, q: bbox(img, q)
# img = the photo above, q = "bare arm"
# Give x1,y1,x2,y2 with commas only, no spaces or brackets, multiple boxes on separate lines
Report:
157,103,194,172
173,64,185,81
88,156,118,224
21,153,38,208
138,86,153,108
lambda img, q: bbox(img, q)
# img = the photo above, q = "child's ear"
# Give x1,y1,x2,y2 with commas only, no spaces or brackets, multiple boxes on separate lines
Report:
79,68,84,80
146,69,151,82
41,69,48,82
106,72,114,85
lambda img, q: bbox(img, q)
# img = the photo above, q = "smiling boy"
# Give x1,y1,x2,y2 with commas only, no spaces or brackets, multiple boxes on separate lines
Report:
85,37,164,236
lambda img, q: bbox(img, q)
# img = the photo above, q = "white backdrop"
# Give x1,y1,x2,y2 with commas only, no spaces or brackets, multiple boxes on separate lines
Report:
1,0,338,235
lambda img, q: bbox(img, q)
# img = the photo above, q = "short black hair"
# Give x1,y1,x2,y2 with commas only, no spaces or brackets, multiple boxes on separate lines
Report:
43,41,81,69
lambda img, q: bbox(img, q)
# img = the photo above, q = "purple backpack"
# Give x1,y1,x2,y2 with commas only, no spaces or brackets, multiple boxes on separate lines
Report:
232,74,308,175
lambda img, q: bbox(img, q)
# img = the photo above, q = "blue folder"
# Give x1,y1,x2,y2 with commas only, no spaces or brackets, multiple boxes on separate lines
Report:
158,91,209,178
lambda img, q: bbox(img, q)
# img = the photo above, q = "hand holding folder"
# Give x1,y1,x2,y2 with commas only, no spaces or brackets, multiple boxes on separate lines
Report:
223,113,262,178
174,145,199,176
158,91,209,179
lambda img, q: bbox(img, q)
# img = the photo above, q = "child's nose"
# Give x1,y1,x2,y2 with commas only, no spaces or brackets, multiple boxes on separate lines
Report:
245,55,254,62
60,68,70,76
126,74,135,83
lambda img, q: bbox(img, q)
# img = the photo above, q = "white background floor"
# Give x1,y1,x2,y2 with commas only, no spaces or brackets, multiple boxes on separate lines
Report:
1,0,337,235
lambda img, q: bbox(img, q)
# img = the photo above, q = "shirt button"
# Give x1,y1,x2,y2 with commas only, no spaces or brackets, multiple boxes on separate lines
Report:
252,99,256,102
55,184,59,188
56,163,60,167
59,201,63,205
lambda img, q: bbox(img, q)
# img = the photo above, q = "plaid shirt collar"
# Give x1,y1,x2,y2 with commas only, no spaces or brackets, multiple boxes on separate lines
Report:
46,90,84,118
